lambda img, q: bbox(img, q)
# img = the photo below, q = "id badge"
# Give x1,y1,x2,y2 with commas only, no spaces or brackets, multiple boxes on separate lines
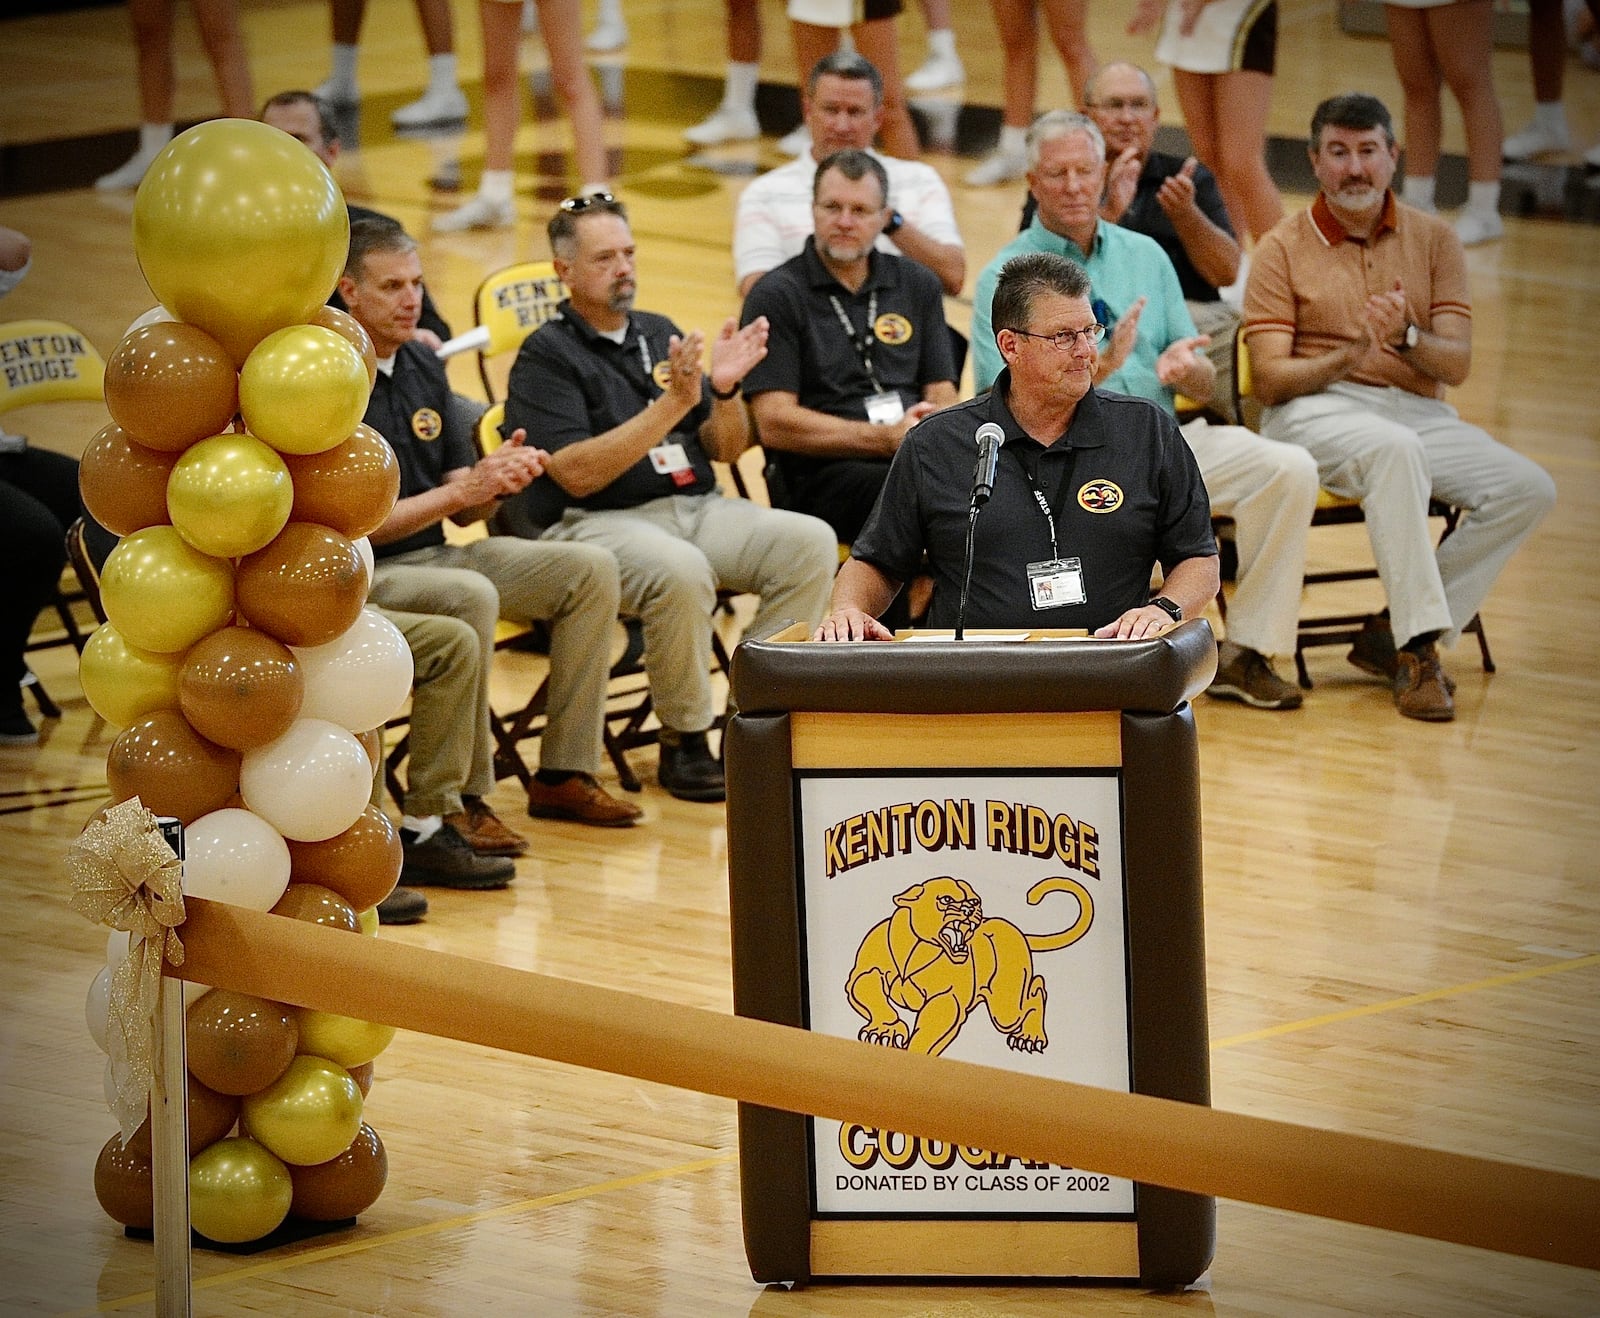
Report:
864,391,905,426
1026,557,1086,610
648,442,691,474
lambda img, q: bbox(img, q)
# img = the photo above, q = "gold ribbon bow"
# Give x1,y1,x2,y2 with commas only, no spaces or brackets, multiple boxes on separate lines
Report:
68,798,187,1143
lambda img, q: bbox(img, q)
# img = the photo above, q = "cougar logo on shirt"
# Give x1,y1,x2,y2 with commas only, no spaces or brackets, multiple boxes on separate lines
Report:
1077,480,1123,513
411,407,443,441
651,360,673,390
874,313,913,346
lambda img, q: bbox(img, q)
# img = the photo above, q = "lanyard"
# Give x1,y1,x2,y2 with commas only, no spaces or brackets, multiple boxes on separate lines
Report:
1009,443,1079,561
828,290,884,394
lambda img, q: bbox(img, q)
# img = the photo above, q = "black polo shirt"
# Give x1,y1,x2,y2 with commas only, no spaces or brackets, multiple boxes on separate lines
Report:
740,239,956,497
501,301,719,517
1020,150,1235,304
364,341,478,559
852,371,1216,631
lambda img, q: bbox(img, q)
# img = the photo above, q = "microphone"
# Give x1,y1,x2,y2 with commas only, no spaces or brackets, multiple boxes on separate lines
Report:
956,422,1005,640
970,422,1004,508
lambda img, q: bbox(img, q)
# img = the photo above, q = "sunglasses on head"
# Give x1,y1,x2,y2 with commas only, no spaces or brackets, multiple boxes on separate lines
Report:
559,191,617,213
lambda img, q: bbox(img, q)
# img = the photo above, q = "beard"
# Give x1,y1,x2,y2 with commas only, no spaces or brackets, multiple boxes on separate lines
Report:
606,279,636,314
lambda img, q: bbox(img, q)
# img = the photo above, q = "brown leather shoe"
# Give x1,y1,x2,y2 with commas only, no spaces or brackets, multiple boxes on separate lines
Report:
446,796,529,857
1347,614,1399,680
1394,645,1455,722
527,772,642,827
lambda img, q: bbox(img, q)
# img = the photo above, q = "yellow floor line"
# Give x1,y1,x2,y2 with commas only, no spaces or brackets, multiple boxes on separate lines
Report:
70,952,1599,1313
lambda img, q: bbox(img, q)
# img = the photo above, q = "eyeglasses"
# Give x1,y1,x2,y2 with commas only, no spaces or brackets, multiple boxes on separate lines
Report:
559,191,617,213
1009,324,1106,350
1088,96,1155,114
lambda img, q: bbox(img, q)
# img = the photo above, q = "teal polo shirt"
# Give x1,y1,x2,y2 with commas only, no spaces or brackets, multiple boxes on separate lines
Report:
972,216,1197,413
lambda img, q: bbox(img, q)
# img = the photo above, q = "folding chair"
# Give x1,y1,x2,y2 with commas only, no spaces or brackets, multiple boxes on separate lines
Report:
468,261,566,401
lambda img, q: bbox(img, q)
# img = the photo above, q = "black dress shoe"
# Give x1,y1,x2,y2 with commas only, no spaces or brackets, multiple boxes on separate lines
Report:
658,729,726,803
400,823,516,888
376,886,429,925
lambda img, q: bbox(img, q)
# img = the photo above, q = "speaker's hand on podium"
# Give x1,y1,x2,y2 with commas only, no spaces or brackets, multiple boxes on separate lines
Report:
814,608,895,642
1094,604,1177,641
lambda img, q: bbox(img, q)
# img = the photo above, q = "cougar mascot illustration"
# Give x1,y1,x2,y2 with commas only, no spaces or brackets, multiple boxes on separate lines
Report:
845,875,1093,1056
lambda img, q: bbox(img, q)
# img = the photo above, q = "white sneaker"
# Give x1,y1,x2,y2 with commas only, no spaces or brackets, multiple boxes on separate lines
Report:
963,147,1026,187
1502,119,1570,160
905,50,965,93
95,150,157,191
1454,210,1504,246
433,194,515,232
777,124,811,156
315,74,361,108
392,85,469,128
684,105,760,146
586,15,629,51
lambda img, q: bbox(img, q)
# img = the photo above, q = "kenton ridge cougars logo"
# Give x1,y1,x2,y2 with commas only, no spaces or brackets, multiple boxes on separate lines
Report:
846,875,1094,1057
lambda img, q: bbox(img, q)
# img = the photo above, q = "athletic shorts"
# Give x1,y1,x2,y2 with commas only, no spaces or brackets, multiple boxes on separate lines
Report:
1156,0,1277,76
787,0,903,26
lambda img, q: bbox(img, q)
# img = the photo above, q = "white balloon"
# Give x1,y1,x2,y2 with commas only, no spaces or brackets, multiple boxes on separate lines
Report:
87,966,111,1053
184,980,209,1008
291,608,413,732
107,928,130,974
103,1058,117,1115
182,807,292,911
239,718,372,842
353,536,375,591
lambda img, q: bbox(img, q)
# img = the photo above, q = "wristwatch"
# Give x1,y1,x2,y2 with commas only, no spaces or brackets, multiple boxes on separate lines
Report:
884,209,905,237
1396,322,1420,353
710,380,741,400
1149,596,1183,622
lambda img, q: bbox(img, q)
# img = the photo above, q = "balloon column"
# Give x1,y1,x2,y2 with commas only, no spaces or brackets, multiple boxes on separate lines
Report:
79,120,407,1244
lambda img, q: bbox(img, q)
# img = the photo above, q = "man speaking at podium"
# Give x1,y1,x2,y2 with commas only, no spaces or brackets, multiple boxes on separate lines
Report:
815,252,1220,642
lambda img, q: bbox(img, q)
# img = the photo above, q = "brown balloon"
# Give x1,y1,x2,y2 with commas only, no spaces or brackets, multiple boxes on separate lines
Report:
94,1132,155,1229
235,523,367,647
106,708,241,824
283,806,401,912
354,727,382,774
103,321,239,452
186,990,299,1096
288,1121,387,1221
281,424,400,540
180,626,304,751
310,306,378,387
270,882,361,933
79,423,180,536
128,1073,240,1158
346,1061,374,1096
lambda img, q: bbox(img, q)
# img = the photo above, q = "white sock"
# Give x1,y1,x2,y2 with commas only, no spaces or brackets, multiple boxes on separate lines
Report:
723,60,759,112
479,168,514,203
1401,174,1436,210
140,123,174,157
1466,179,1501,217
596,0,623,23
927,28,957,59
427,51,458,92
330,42,358,83
999,124,1027,156
1533,100,1567,133
402,814,442,841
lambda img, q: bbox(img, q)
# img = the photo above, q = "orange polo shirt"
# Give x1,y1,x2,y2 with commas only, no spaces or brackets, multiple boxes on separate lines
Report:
1243,191,1471,400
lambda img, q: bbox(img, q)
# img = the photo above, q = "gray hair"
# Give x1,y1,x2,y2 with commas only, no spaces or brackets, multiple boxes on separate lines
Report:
1025,110,1106,168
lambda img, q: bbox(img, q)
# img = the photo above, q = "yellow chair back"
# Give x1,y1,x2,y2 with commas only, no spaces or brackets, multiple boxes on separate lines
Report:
0,320,105,415
472,262,565,399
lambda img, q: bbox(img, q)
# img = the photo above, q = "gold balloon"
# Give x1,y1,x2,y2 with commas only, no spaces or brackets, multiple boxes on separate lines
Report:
310,306,378,386
356,905,379,937
99,525,235,654
179,625,304,750
102,322,239,452
239,325,371,457
79,423,179,536
79,623,185,728
235,523,365,648
167,432,294,558
240,1055,364,1166
188,1136,293,1243
282,425,400,539
294,1008,396,1068
289,1121,387,1222
106,708,241,824
133,120,349,367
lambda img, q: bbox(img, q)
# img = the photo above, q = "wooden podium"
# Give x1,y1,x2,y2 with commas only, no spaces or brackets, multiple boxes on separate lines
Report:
724,621,1218,1287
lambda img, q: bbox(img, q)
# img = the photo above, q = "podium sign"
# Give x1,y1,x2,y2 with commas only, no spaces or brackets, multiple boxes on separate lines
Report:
725,625,1217,1287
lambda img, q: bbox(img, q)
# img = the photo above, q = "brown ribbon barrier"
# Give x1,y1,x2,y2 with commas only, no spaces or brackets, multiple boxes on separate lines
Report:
172,897,1600,1272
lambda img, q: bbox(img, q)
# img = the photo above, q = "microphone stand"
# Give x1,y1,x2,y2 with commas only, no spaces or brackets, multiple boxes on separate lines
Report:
954,501,980,642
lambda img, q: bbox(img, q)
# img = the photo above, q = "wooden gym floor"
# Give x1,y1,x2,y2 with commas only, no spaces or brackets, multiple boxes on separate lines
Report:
2,1,1598,1313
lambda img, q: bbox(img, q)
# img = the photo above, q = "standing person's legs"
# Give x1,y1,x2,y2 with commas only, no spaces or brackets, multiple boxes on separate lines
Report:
435,0,522,229
685,0,764,143
390,0,469,127
1385,5,1444,210
1208,70,1282,241
1505,0,1573,157
967,0,1036,184
191,0,255,117
851,16,919,158
97,0,178,188
1261,387,1452,650
1428,0,1504,243
1395,398,1556,645
1038,0,1098,105
906,0,964,91
537,0,611,190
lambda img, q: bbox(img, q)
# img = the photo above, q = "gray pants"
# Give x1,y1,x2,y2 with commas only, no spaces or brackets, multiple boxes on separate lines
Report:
542,493,838,734
1189,299,1242,424
370,536,621,777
